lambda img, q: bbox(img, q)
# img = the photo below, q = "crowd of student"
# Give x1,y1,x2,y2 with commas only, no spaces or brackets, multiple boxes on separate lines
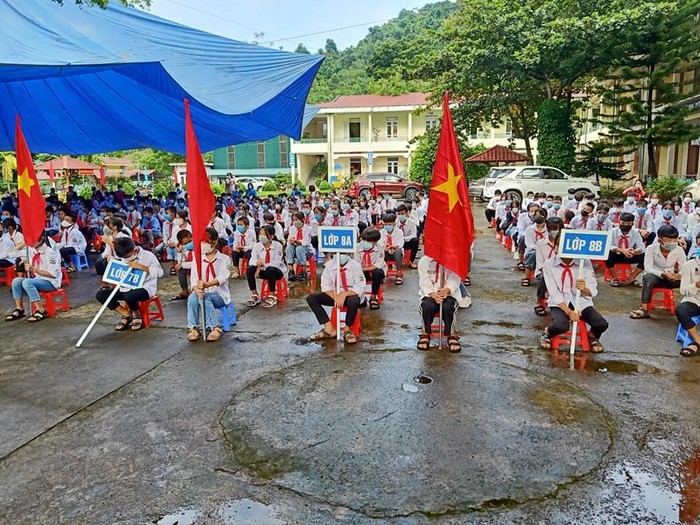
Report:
0,183,466,351
486,179,700,356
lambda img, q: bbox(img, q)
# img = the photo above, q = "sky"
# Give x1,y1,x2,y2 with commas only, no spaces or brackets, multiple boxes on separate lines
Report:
146,0,430,52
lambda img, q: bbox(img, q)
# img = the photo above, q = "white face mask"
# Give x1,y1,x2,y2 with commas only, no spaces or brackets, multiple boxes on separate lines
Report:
650,199,659,206
201,242,213,254
61,220,71,228
174,218,184,226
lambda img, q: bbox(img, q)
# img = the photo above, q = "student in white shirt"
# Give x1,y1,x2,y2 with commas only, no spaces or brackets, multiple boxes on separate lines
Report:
286,212,314,281
630,224,686,319
485,190,502,226
56,212,87,272
95,237,163,331
5,231,62,323
416,255,462,353
605,212,645,286
622,194,637,214
523,209,548,286
171,229,193,301
569,202,594,230
586,204,613,231
379,214,405,285
262,213,285,243
355,227,386,310
534,218,563,316
676,232,700,357
306,253,365,344
246,225,286,308
396,204,419,268
187,228,231,342
231,216,256,278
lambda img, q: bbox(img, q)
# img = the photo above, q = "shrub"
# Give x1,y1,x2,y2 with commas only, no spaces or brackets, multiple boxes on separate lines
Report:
645,176,691,201
263,180,278,192
106,177,135,195
274,172,292,189
78,186,93,199
153,178,175,197
318,180,332,192
210,182,226,195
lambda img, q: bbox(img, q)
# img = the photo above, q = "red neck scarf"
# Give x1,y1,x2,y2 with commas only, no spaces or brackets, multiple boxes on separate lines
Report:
362,250,372,267
560,262,574,291
619,236,629,249
204,258,216,282
265,248,271,264
335,266,349,291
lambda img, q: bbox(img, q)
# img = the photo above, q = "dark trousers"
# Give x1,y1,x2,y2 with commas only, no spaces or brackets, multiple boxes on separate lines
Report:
676,301,700,330
485,208,496,223
60,247,77,264
178,268,190,290
364,268,385,295
404,238,419,262
232,249,251,267
641,274,680,304
311,235,318,252
246,265,284,293
643,232,656,247
420,296,458,335
307,291,360,326
95,257,108,276
96,287,150,312
548,305,609,340
536,274,546,300
0,259,14,268
605,251,645,269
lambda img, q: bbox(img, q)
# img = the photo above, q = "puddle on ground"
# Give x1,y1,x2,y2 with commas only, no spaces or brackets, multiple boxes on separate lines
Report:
219,499,283,525
544,353,665,375
472,320,521,329
402,383,419,393
414,374,433,384
609,463,681,523
155,507,201,525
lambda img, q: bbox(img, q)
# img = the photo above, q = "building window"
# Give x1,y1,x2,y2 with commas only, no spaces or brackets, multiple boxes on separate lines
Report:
505,118,512,138
349,119,361,142
591,108,601,131
257,142,266,168
386,117,398,139
279,138,288,168
387,157,399,175
425,114,438,130
227,146,236,169
350,157,362,175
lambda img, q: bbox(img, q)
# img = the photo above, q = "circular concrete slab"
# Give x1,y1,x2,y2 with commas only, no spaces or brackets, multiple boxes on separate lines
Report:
221,352,612,518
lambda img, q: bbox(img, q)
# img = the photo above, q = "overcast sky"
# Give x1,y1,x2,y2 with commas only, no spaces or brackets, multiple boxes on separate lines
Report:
146,0,429,52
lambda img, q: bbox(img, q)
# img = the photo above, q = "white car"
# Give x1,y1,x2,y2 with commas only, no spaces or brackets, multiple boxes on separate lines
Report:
236,177,269,192
482,166,600,203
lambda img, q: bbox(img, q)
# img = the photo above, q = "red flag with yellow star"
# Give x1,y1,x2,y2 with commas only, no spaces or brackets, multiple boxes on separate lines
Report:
14,115,46,247
423,94,474,280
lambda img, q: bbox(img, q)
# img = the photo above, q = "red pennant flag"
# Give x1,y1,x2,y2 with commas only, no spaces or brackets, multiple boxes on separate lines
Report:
184,99,215,276
100,164,106,186
48,161,55,184
423,93,474,280
14,115,47,247
173,165,179,186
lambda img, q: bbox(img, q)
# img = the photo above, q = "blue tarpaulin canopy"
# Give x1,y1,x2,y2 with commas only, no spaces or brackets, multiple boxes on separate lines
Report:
0,0,323,154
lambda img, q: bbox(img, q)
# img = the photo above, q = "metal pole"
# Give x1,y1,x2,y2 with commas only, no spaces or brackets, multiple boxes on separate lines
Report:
438,265,444,348
76,269,132,348
336,251,342,341
569,261,586,356
200,295,207,341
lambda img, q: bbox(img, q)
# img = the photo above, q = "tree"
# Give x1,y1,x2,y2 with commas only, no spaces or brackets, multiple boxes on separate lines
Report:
294,43,310,54
324,39,338,55
537,100,576,171
572,142,629,183
0,152,16,191
51,0,151,6
595,0,700,178
133,149,185,176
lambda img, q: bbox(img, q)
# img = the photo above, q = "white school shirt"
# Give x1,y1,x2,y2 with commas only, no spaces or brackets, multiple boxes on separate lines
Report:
9,230,25,256
542,257,597,310
652,215,686,235
358,208,369,224
680,257,700,306
622,200,637,214
647,203,662,222
633,212,651,231
250,240,286,273
232,227,256,250
524,224,548,253
343,209,359,226
535,238,558,275
209,217,228,240
486,196,500,211
417,256,461,300
586,217,613,232
610,227,644,253
273,209,289,226
369,203,382,217
57,224,87,254
288,224,312,247
643,243,685,278
398,217,417,242
126,210,142,229
516,213,535,236
265,222,285,243
354,244,387,272
27,243,62,290
321,257,366,296
569,215,588,230
0,233,14,262
114,248,163,297
324,213,346,227
688,211,700,231
190,251,232,304
379,227,404,250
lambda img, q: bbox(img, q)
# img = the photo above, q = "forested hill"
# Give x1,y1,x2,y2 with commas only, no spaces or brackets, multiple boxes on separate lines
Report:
297,1,457,104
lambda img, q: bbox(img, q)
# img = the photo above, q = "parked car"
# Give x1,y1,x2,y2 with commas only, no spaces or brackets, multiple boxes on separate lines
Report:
482,166,599,203
350,172,425,200
469,167,518,201
235,177,269,192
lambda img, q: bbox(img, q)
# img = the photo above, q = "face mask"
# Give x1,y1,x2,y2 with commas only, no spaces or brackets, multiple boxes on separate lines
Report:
201,242,213,254
259,235,270,245
323,201,331,207
369,200,376,206
512,209,519,216
294,220,303,229
684,197,692,204
262,204,269,211
361,240,373,251
302,208,311,215
339,254,350,265
549,230,560,240
331,209,339,216
314,214,322,222
627,197,635,203
662,209,673,220
662,242,677,251
174,218,184,226
398,215,407,222
100,211,107,217
581,211,591,219
2,215,10,220
385,225,395,232
384,196,390,201
183,241,194,250
164,213,172,221
504,200,513,207
341,203,350,211
597,214,607,223
61,220,71,228
534,217,545,225
636,208,647,216
129,206,135,211
553,203,561,210
620,225,632,234
650,199,659,206
236,225,246,233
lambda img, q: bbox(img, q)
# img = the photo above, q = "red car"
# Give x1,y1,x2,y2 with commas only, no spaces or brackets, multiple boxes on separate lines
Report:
350,172,424,200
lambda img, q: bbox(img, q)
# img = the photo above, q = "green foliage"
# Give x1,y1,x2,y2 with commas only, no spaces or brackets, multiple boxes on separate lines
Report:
318,180,332,193
598,181,624,200
131,149,185,176
152,178,175,197
537,100,576,172
310,160,328,181
645,176,691,201
295,43,310,54
262,180,278,192
274,172,292,189
573,142,628,183
106,177,135,194
0,152,16,183
210,182,226,196
78,186,93,199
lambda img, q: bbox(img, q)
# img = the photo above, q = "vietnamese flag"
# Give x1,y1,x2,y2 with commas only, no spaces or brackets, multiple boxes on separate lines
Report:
184,99,215,275
48,161,55,185
423,93,474,280
14,115,47,247
100,164,106,186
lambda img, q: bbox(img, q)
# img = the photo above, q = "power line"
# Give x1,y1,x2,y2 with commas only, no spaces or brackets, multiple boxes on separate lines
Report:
258,18,392,45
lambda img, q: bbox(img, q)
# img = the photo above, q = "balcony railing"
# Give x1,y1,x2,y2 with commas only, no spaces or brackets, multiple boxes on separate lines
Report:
299,137,328,143
339,136,409,143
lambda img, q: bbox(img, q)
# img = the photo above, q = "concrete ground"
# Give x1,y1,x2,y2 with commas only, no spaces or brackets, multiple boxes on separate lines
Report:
1,204,699,525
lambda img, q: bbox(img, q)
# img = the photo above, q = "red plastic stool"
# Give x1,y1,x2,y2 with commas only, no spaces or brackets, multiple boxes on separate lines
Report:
61,268,71,287
39,288,71,318
649,288,676,315
593,260,606,274
430,312,444,338
221,245,232,257
604,263,633,282
497,231,504,242
330,307,361,338
240,257,249,276
551,320,590,352
504,236,513,250
0,265,16,286
365,283,384,304
386,260,399,281
260,277,289,301
296,257,317,278
138,296,165,328
403,250,411,266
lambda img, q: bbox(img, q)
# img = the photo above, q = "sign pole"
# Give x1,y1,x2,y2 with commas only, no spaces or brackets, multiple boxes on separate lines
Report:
569,261,585,357
76,269,132,348
336,251,342,341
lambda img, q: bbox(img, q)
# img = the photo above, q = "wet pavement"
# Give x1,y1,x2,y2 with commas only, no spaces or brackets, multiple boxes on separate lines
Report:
1,204,699,524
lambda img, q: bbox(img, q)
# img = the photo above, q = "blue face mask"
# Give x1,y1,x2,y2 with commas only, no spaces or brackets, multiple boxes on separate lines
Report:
505,200,513,207
662,209,673,220
314,214,322,222
636,208,647,216
385,225,394,233
331,209,339,216
553,203,561,210
323,201,331,207
361,240,373,251
184,241,194,251
164,213,172,221
339,254,350,265
236,225,246,233
262,204,269,211
695,248,700,258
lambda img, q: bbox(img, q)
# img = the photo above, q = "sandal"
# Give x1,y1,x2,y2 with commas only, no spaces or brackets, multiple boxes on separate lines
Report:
262,296,277,308
396,276,404,285
681,342,700,357
343,331,357,344
169,267,177,276
447,335,461,353
311,329,336,340
247,295,261,307
206,326,223,342
463,277,471,286
27,310,48,323
630,280,642,288
417,334,430,351
590,338,605,353
540,332,552,350
171,293,188,301
630,308,650,319
188,327,201,341
115,315,131,331
521,278,531,287
130,315,144,331
369,296,380,310
534,305,547,316
516,262,525,271
5,308,25,321
610,279,620,287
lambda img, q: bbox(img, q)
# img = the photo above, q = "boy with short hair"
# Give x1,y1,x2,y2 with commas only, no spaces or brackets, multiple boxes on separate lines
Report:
379,213,405,285
231,216,256,278
606,212,645,286
522,208,548,287
586,203,613,231
171,229,193,301
397,204,419,269
356,227,386,309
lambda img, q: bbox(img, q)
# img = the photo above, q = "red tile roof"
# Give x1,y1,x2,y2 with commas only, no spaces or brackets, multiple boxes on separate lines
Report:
465,145,531,163
34,155,100,171
316,93,429,109
99,156,134,167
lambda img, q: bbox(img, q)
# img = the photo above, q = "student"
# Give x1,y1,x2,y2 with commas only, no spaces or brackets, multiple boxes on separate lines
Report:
5,231,62,323
379,213,405,284
609,199,624,225
262,212,285,243
310,205,326,253
522,208,548,286
397,204,419,268
166,210,192,275
355,227,386,310
171,229,193,301
2,218,25,260
416,255,462,353
55,212,87,273
306,252,365,344
676,234,700,357
586,204,613,231
570,202,594,230
647,193,662,222
549,196,563,219
231,216,255,278
681,192,695,218
286,211,314,282
633,199,654,245
630,225,685,319
485,190,502,226
606,212,645,286
622,194,637,214
95,237,163,331
534,217,563,316
342,199,360,227
653,201,686,237
247,225,286,308
325,203,345,227
139,206,162,251
541,253,608,352
516,202,539,270
44,206,60,236
186,228,231,342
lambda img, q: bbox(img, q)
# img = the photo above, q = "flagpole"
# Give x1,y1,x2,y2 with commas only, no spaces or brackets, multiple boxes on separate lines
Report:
438,265,444,349
76,269,132,348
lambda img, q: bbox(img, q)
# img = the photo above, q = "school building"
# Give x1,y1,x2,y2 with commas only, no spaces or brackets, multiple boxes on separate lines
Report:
210,135,292,181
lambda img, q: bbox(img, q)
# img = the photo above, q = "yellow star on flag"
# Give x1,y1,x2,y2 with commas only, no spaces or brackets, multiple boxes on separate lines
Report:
433,163,463,212
18,168,35,197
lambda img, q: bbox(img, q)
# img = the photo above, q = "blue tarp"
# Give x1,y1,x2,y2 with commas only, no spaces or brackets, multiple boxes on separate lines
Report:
0,1,323,154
